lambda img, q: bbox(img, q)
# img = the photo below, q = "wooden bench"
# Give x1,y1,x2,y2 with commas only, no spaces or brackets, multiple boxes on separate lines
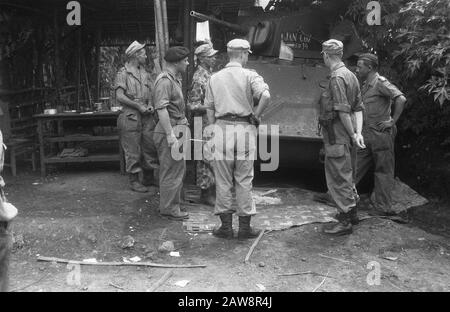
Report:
3,137,37,176
0,88,46,176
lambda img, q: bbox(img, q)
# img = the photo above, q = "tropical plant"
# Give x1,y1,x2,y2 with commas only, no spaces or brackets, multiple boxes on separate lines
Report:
346,0,449,107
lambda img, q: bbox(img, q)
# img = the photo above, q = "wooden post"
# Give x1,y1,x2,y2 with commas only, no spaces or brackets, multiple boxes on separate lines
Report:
182,0,191,96
154,0,166,63
53,9,62,109
161,0,169,48
75,28,82,111
94,25,101,101
154,5,162,72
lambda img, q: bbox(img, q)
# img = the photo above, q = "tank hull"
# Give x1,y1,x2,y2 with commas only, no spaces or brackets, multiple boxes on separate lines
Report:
248,59,327,168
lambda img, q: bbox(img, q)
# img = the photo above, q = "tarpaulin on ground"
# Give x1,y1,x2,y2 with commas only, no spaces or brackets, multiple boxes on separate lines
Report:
182,179,428,232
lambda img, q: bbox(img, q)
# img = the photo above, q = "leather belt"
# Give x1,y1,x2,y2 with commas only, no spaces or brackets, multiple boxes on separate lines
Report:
217,114,250,123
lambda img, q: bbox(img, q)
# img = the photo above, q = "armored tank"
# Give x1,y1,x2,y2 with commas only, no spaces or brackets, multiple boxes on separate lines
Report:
191,1,362,169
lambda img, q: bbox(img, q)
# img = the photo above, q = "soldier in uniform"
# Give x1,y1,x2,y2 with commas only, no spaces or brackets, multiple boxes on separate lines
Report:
187,42,218,206
0,131,13,292
205,39,271,239
153,46,190,220
317,39,365,236
0,184,11,292
115,41,159,192
355,53,406,216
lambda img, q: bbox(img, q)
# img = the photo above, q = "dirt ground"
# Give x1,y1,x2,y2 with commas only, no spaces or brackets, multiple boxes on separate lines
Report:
3,164,450,292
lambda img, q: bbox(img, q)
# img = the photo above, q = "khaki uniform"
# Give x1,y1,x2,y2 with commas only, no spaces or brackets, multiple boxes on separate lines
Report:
187,65,215,190
0,131,10,292
356,73,404,212
322,62,363,213
0,220,9,292
114,64,158,174
205,62,269,216
153,71,187,215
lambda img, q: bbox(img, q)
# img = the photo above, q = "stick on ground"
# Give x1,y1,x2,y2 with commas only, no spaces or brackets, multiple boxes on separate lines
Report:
278,271,334,278
312,270,329,292
108,282,124,290
147,269,173,292
37,256,206,268
318,254,352,264
10,273,50,292
244,229,266,264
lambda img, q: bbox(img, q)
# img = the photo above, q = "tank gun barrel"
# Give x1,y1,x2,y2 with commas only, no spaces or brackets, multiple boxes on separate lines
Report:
190,11,247,35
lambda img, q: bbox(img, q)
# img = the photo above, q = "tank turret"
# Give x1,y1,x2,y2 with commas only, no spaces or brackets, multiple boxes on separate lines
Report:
189,3,363,168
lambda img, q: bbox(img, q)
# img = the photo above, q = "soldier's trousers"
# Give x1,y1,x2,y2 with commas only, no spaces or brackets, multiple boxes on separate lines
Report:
324,143,357,213
118,111,159,174
0,222,10,292
356,126,396,212
211,120,257,216
153,122,185,215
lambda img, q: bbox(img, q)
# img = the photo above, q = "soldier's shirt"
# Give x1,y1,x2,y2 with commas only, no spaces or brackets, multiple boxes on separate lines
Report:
204,62,269,117
188,65,211,112
153,70,186,123
114,63,154,111
323,62,363,145
361,72,404,127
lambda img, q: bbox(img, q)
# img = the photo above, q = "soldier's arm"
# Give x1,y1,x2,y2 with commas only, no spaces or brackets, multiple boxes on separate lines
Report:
204,80,216,125
378,79,406,124
187,77,206,112
330,77,355,138
250,72,270,118
392,95,406,124
114,71,148,113
116,88,148,113
254,90,271,118
154,78,176,139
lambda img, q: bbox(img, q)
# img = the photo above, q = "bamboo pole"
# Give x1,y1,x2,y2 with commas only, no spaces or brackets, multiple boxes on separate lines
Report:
161,0,169,48
147,270,173,292
37,256,207,268
94,25,101,101
154,0,166,64
75,28,81,111
53,9,61,107
154,5,162,73
244,229,266,264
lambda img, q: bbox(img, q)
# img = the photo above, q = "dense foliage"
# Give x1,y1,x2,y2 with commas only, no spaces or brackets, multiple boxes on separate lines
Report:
346,0,449,153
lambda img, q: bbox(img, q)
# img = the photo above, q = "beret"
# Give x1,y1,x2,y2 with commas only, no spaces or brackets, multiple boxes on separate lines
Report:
164,46,190,63
359,53,379,67
125,41,145,57
194,43,218,57
321,39,343,55
227,39,252,53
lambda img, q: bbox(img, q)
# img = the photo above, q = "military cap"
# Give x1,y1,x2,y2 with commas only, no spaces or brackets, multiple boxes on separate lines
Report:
164,46,191,62
321,39,343,55
194,43,218,57
125,40,145,57
358,53,379,68
227,39,252,53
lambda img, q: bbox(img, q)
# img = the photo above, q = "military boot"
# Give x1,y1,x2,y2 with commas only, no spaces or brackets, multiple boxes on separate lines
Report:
200,187,216,206
213,214,233,239
129,173,148,193
324,210,353,236
238,216,261,240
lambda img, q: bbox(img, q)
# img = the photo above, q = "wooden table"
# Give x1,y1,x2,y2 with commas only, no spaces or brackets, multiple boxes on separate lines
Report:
34,112,124,176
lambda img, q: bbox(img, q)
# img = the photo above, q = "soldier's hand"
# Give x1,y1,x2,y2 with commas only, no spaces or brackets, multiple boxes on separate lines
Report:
353,133,366,149
167,132,179,148
377,119,395,131
139,106,153,115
